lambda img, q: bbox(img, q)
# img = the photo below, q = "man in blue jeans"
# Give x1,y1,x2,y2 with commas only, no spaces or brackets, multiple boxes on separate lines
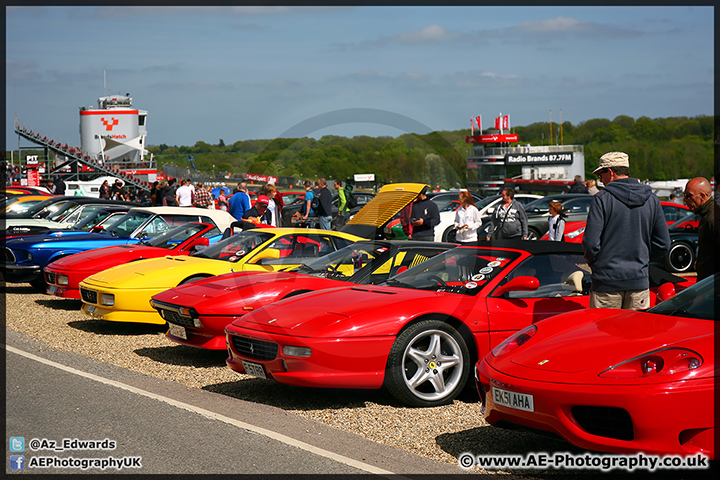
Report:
316,178,333,230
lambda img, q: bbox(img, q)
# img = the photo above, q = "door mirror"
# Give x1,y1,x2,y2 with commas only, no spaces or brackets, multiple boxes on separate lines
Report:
656,282,676,303
493,276,539,297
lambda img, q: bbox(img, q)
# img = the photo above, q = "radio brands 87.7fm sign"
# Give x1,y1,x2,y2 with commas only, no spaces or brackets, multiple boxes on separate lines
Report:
505,152,573,165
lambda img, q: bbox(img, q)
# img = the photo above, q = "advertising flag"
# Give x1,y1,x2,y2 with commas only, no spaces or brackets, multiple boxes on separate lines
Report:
502,115,510,130
475,115,482,133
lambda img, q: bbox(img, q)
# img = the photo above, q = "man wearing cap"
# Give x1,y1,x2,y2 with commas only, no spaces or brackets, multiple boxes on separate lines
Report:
583,151,670,310
682,176,720,280
242,195,271,224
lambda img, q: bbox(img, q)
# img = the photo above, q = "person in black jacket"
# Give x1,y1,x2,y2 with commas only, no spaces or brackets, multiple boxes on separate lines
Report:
569,175,589,193
316,178,333,230
410,187,440,241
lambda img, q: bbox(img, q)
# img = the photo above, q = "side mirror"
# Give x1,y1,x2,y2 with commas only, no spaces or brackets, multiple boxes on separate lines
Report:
189,237,210,249
90,225,104,233
250,248,281,264
656,282,676,303
493,276,539,297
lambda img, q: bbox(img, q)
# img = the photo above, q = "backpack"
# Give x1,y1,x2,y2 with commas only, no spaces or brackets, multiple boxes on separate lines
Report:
345,187,357,209
311,189,320,211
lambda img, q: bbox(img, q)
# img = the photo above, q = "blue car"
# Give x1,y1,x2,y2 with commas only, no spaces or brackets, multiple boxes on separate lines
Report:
2,206,237,290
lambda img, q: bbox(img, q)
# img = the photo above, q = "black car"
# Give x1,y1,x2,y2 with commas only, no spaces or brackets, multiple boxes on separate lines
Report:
481,193,592,240
656,214,700,273
281,191,376,228
4,195,139,219
4,206,132,238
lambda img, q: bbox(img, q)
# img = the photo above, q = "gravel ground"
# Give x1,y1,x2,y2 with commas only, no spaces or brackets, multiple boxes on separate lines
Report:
5,284,580,475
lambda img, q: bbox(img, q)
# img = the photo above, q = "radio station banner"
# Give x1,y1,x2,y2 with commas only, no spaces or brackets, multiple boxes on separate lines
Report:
465,134,519,143
354,174,375,182
506,152,574,165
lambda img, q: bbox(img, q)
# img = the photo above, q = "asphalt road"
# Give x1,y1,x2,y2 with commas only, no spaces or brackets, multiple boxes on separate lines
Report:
5,329,468,476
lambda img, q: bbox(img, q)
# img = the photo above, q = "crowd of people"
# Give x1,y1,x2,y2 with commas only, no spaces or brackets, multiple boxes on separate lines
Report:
8,156,717,311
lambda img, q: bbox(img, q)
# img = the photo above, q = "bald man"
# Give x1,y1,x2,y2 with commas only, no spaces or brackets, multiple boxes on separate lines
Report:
683,177,720,280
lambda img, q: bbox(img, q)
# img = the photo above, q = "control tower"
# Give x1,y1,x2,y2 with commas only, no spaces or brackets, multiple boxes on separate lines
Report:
79,94,149,168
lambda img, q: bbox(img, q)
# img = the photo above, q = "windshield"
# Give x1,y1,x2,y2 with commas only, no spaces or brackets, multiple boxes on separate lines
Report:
45,202,79,222
4,198,47,215
192,230,275,262
105,211,154,237
647,275,716,320
293,241,392,280
146,223,219,249
383,248,520,295
475,195,500,210
668,211,699,230
23,199,71,218
73,210,119,231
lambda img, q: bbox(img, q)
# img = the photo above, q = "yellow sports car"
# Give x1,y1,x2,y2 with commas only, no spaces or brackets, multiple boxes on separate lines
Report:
79,227,364,324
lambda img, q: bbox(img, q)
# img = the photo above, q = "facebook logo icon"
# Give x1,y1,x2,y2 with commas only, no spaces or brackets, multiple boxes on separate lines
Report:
9,455,25,470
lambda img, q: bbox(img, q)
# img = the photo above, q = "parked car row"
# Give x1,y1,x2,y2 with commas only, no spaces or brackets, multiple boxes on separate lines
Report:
4,183,712,460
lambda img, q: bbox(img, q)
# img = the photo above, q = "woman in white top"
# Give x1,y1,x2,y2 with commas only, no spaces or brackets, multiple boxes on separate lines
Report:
453,190,482,243
547,201,566,241
262,184,281,227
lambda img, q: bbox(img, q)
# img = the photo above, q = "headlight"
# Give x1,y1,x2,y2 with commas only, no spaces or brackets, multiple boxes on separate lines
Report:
282,345,312,358
491,325,537,357
57,275,69,285
599,348,703,378
566,227,585,239
100,293,115,306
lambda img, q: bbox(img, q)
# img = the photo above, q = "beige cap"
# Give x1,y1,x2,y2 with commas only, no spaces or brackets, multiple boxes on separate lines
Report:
593,151,629,174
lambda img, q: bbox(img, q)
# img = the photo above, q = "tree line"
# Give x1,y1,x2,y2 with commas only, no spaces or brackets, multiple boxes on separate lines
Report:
149,115,715,188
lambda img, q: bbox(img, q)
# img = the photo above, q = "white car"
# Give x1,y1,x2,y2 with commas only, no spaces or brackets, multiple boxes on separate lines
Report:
433,194,542,242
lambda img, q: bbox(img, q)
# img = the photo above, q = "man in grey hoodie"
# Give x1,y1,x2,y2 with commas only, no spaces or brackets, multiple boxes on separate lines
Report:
583,152,670,310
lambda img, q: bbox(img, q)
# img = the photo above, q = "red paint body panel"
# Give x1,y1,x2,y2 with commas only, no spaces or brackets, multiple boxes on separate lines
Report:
476,291,716,458
44,223,217,299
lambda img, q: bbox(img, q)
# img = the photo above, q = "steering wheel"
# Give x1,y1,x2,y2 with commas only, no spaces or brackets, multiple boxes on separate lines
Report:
427,275,448,287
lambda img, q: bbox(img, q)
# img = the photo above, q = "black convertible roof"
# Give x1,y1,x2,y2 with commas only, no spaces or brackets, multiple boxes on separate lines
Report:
459,239,585,255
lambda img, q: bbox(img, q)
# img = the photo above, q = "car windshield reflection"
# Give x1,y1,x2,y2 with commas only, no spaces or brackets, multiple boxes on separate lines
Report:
383,249,520,295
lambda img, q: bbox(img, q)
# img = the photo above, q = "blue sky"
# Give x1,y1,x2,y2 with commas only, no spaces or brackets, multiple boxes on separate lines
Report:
5,5,714,150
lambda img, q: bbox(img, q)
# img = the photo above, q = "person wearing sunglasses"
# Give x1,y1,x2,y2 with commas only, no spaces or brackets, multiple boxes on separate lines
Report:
582,151,670,310
683,177,720,280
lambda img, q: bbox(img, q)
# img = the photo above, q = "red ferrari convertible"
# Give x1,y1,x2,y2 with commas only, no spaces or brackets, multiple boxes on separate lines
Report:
225,240,691,407
475,274,715,458
150,240,456,350
43,222,221,299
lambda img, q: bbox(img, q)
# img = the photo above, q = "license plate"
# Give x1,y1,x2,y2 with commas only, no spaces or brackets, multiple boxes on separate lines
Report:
168,323,187,340
242,361,267,379
492,387,534,412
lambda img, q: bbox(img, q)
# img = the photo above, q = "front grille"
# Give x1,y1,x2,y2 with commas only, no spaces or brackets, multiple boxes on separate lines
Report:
159,309,195,328
4,248,16,263
231,335,278,361
571,406,634,441
45,271,56,284
80,288,97,304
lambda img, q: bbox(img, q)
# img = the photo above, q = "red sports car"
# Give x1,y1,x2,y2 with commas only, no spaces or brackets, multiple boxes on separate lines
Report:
475,274,715,458
43,222,221,299
150,240,456,350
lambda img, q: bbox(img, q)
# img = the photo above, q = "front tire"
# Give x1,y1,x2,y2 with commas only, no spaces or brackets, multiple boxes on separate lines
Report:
385,320,470,407
664,242,694,273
